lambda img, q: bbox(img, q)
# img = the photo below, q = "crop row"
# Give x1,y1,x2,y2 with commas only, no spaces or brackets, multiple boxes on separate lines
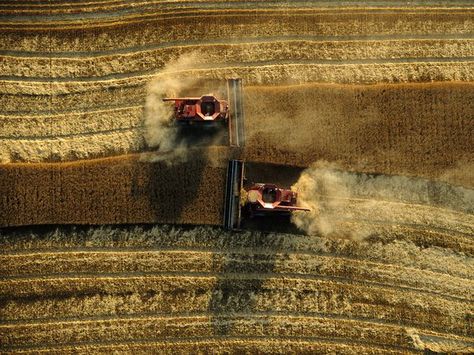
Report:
2,250,471,300
2,39,473,79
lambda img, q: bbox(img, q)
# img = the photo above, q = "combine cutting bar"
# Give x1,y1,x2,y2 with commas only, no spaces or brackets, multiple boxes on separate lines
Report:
227,78,245,147
224,159,244,230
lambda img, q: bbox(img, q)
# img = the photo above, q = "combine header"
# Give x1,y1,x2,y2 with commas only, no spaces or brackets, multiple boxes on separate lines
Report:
224,160,310,230
162,78,245,147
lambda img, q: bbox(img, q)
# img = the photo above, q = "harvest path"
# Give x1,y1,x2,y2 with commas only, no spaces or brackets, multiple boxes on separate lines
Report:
0,1,473,353
1,225,473,353
0,3,473,176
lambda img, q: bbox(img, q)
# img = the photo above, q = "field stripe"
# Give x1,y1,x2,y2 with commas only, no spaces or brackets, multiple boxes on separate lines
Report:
0,314,431,351
2,56,474,83
2,34,473,57
1,272,471,307
1,250,471,301
1,289,469,337
1,1,472,24
0,336,415,354
2,61,473,95
1,8,471,32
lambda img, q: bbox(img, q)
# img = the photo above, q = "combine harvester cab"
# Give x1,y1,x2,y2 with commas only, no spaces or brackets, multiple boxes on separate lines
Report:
162,78,245,147
224,160,309,230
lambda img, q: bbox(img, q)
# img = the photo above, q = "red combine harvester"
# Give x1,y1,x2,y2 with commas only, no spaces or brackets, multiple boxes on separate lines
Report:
162,95,229,123
224,160,310,230
245,183,309,216
162,79,245,147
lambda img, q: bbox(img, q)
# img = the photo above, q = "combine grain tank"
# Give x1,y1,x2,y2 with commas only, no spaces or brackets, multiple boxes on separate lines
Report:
224,160,309,230
162,79,245,147
162,95,229,124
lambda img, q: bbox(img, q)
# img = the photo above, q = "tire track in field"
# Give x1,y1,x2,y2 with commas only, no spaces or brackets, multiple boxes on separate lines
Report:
2,38,472,79
2,34,473,57
1,251,469,302
2,61,473,96
0,1,472,25
0,336,415,354
2,56,474,83
0,314,429,352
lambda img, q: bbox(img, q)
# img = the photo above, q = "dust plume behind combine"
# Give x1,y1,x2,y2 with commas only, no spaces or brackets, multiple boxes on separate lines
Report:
292,161,474,240
143,55,195,164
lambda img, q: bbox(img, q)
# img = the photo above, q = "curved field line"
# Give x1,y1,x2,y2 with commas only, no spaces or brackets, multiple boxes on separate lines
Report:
2,39,472,81
0,0,471,11
1,272,470,305
1,234,471,278
0,103,142,117
2,61,473,96
1,290,468,339
2,310,471,344
0,8,472,31
1,35,473,58
0,315,426,351
0,336,414,354
2,57,474,83
1,282,468,337
1,250,470,301
1,1,472,23
0,126,142,141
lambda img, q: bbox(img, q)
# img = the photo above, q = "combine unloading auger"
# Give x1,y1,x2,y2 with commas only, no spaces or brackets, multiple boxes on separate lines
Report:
224,160,310,230
162,78,245,148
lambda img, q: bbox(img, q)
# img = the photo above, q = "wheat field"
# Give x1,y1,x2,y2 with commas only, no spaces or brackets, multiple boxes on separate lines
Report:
0,1,473,353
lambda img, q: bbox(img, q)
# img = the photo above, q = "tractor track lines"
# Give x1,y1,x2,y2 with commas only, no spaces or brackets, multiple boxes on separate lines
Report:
0,313,440,352
2,60,473,96
1,244,472,279
0,251,470,302
2,57,474,83
0,335,417,354
0,1,472,23
0,310,469,341
0,238,470,279
0,8,470,32
0,126,143,141
2,35,472,58
1,271,471,305
3,316,471,353
1,292,469,341
2,38,472,81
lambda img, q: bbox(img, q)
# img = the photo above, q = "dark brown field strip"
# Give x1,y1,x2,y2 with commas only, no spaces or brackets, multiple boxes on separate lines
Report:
0,8,472,32
0,152,227,227
1,1,472,24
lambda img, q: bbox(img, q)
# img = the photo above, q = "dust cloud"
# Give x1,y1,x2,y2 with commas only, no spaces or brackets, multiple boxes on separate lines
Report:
143,55,198,164
291,161,474,240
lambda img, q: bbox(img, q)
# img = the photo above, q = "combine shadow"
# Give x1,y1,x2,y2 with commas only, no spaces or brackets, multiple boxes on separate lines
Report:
132,129,221,223
208,162,306,336
208,230,278,336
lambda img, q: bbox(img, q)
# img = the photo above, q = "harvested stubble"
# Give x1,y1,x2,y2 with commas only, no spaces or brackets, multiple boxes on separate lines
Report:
1,2,473,353
0,225,472,353
1,8,472,49
3,39,473,79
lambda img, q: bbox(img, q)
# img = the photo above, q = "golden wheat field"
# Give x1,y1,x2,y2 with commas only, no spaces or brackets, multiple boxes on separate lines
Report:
0,1,473,353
